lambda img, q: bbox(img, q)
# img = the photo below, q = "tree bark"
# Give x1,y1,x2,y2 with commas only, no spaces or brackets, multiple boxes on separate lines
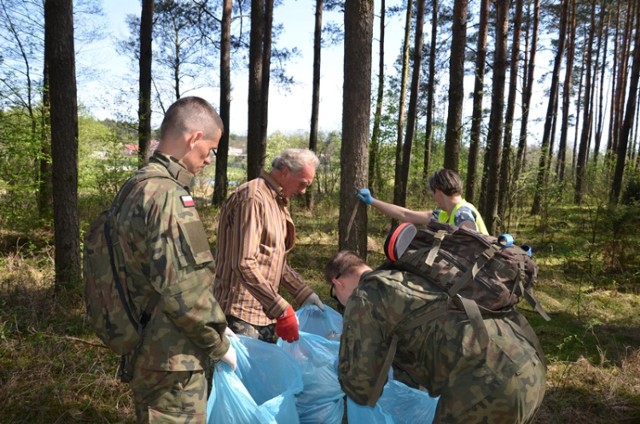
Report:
575,0,597,204
557,0,576,182
611,0,640,203
423,0,438,195
247,0,265,180
369,0,385,193
392,0,413,208
398,0,426,208
340,0,373,258
481,0,508,234
514,0,540,183
213,0,232,206
497,0,524,228
45,0,80,290
137,0,153,168
531,0,568,212
465,0,489,205
306,0,323,210
443,0,468,172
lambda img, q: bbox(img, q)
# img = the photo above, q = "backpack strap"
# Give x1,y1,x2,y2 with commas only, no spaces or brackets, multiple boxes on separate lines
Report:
370,303,449,404
425,230,447,266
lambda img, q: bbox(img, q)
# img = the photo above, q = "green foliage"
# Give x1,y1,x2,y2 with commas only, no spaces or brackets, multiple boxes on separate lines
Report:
0,108,46,229
78,114,137,200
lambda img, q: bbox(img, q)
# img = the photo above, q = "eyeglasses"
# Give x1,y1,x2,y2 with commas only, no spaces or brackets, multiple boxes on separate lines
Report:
210,148,217,158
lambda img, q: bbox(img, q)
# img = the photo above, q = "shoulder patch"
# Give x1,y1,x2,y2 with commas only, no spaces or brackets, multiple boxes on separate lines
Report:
180,195,195,207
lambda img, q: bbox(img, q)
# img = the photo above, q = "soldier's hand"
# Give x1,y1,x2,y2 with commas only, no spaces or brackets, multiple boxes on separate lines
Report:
302,292,325,312
220,344,237,371
356,188,374,205
276,305,299,343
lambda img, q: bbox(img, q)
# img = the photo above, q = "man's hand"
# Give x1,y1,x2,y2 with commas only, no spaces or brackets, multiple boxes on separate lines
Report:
276,305,299,343
356,188,374,205
220,344,237,371
302,292,325,311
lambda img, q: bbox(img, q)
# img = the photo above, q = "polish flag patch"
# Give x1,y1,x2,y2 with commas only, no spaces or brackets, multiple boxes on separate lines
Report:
180,195,195,207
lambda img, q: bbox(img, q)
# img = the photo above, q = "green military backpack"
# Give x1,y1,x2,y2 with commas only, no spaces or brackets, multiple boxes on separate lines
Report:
382,220,550,349
83,173,165,358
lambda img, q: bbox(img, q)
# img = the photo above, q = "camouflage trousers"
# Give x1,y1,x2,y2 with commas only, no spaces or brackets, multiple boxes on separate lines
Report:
129,368,207,424
226,315,278,343
435,357,546,424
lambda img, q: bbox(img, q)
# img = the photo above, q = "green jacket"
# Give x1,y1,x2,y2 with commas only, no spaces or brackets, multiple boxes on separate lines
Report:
116,151,229,371
338,268,543,407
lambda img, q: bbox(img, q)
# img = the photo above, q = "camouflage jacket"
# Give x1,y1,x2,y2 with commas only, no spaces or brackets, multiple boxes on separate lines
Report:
339,268,543,406
115,151,229,371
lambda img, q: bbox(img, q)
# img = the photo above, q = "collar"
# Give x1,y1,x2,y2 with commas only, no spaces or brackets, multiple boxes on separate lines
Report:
260,170,288,205
150,151,195,190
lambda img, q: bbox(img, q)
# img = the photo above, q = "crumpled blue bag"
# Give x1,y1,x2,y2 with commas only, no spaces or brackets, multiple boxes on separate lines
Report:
296,304,343,340
347,378,439,424
207,334,303,424
278,330,344,424
299,305,440,424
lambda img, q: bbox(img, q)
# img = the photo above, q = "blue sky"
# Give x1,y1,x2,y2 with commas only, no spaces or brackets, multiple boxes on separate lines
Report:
80,0,405,136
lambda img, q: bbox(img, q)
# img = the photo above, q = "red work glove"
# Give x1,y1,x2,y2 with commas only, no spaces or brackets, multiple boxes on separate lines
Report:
276,305,299,343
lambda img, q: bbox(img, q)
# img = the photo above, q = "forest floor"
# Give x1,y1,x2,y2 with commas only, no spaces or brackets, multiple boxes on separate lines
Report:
0,197,639,423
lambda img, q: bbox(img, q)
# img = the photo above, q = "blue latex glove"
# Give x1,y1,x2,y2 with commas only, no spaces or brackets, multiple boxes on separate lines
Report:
356,188,374,205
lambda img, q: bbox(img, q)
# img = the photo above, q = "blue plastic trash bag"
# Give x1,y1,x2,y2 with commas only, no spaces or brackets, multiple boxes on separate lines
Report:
347,378,439,424
279,331,344,424
207,334,302,424
297,304,343,340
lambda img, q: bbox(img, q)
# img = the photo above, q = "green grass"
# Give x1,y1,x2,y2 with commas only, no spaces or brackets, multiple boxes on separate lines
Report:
1,198,639,423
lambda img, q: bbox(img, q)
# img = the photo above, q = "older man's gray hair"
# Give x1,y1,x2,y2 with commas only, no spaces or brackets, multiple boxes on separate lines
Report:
271,148,320,172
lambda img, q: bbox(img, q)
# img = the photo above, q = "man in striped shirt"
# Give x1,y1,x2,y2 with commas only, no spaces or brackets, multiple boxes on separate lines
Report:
213,148,325,343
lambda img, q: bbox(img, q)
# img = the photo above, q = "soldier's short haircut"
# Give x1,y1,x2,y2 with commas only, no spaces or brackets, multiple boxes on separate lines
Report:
324,250,367,285
428,168,463,196
271,148,320,172
160,96,224,141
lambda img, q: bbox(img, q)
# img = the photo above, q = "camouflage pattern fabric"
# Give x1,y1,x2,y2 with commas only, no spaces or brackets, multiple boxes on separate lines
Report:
130,368,207,423
116,151,229,372
114,152,229,422
226,315,278,343
339,268,545,423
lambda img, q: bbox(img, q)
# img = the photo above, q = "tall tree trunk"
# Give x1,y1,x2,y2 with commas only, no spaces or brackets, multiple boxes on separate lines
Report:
39,58,53,220
514,0,540,183
611,0,640,203
306,0,323,210
423,0,438,194
392,0,413,208
481,0,508,234
531,0,568,213
443,0,468,171
259,0,273,163
213,0,232,206
498,0,524,228
575,0,597,204
593,3,609,164
370,0,385,193
606,1,622,156
398,0,426,208
571,28,587,177
340,0,373,258
465,0,489,205
611,0,634,157
138,0,153,168
247,0,265,180
556,0,576,183
45,0,80,290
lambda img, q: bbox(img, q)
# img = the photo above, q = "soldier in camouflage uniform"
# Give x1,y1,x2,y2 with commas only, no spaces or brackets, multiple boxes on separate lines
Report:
325,251,546,424
114,97,236,423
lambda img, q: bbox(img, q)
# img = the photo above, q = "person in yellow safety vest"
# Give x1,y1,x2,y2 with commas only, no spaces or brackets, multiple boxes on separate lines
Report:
356,168,489,235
